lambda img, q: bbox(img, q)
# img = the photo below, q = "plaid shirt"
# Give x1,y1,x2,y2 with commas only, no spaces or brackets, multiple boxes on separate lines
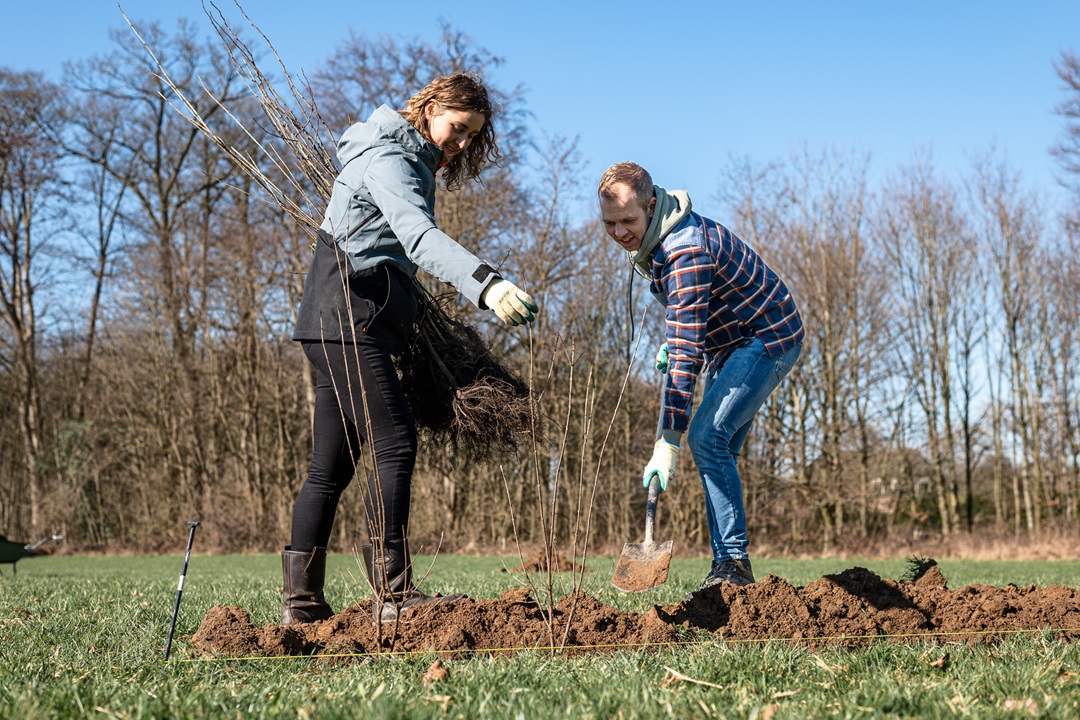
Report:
650,212,803,432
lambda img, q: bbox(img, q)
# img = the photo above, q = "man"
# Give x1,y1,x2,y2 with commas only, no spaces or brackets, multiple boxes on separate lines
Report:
598,162,803,598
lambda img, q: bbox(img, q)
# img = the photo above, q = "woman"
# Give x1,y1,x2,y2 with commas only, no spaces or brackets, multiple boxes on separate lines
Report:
283,72,537,625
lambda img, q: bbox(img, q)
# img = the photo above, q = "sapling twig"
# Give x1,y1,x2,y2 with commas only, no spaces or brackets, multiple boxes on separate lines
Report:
125,0,539,459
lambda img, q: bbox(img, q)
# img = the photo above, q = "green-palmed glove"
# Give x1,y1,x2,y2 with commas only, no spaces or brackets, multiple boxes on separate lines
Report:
642,430,683,492
482,278,538,326
655,342,669,374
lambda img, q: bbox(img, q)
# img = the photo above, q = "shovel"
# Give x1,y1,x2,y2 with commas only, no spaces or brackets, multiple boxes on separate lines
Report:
612,472,673,592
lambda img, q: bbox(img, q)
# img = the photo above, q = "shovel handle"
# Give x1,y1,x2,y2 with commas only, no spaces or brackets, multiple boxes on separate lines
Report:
644,475,660,545
645,374,670,546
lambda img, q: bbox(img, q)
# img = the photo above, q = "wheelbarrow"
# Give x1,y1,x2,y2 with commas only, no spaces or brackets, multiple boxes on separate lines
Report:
0,534,63,575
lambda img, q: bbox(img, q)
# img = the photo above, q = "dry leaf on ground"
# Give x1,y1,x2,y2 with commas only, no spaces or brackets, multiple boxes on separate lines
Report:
422,659,448,688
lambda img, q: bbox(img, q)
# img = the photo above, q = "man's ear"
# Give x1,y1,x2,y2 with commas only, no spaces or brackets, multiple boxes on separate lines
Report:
647,196,657,219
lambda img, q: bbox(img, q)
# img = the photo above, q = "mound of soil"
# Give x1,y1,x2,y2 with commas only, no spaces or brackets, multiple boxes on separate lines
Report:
503,551,590,574
192,561,1080,658
194,588,670,658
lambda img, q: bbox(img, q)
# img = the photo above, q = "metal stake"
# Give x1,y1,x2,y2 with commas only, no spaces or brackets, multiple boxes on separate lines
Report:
165,520,200,661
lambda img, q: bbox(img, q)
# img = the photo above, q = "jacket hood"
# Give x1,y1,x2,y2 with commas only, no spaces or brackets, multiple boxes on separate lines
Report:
336,104,443,169
628,186,692,278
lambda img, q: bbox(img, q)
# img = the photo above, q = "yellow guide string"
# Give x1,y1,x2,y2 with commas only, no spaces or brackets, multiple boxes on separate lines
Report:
168,625,1080,664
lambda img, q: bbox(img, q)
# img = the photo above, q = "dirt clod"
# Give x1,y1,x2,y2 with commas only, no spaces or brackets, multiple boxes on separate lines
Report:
191,562,1080,657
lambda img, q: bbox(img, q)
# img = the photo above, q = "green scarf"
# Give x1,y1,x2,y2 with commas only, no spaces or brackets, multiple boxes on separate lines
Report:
628,186,693,278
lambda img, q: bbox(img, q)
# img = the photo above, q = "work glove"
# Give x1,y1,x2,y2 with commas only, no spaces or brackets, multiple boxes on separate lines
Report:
655,342,669,374
642,430,683,492
482,278,538,326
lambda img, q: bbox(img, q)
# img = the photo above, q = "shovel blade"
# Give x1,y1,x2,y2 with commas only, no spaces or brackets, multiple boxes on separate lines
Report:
611,540,673,592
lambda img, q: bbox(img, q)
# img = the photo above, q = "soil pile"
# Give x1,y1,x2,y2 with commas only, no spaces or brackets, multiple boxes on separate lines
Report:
194,588,671,658
192,561,1080,657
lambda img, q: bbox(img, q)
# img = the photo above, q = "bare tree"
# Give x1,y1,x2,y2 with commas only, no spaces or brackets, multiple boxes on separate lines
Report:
783,147,878,543
15,10,1080,554
720,155,818,545
723,147,893,549
63,94,128,421
1050,50,1080,527
1045,234,1080,524
65,19,246,524
952,252,990,533
1052,51,1080,233
0,69,67,536
970,155,1044,534
1028,237,1078,528
878,155,970,535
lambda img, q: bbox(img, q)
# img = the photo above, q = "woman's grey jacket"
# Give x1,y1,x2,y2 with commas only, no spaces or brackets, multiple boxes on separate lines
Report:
293,105,499,347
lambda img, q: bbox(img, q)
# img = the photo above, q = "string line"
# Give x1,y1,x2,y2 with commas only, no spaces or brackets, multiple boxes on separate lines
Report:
169,625,1080,663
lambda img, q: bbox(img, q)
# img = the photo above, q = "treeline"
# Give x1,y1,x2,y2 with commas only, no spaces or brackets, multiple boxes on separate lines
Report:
2,15,1079,554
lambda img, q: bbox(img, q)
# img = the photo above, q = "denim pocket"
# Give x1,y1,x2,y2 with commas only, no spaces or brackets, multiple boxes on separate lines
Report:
774,355,793,382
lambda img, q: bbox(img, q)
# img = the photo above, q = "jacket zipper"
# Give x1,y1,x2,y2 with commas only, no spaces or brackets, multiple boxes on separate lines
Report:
343,209,380,247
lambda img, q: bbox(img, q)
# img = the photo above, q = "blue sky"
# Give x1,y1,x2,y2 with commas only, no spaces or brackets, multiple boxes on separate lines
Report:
3,0,1079,217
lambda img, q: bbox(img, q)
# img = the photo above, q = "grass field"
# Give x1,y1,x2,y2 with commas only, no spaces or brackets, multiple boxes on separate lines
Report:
2,553,1080,718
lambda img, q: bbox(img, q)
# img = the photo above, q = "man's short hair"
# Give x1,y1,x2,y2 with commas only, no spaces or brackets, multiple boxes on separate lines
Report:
598,162,653,211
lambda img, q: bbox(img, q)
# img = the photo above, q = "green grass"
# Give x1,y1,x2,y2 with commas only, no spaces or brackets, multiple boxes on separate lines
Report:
2,554,1080,718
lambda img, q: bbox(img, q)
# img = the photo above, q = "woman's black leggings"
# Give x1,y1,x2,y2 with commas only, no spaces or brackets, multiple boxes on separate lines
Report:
290,340,417,552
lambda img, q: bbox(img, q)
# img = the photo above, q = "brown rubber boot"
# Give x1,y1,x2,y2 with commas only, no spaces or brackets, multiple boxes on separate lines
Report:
361,539,466,623
280,546,335,625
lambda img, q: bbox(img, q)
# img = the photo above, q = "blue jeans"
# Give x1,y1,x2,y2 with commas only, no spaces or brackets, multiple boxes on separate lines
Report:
686,337,802,563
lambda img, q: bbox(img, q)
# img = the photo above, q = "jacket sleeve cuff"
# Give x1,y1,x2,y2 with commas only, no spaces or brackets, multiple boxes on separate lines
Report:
658,429,684,447
662,415,690,434
474,265,500,309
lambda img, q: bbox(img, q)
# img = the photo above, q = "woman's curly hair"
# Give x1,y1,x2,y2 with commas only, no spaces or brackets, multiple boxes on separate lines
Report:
401,72,501,190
